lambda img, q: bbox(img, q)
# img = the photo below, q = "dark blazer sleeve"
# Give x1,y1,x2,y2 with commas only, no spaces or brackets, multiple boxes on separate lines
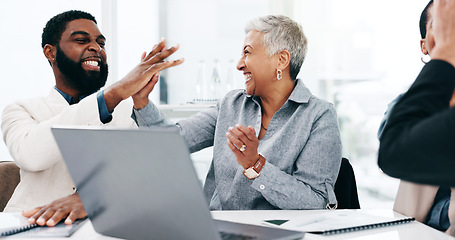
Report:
378,60,455,186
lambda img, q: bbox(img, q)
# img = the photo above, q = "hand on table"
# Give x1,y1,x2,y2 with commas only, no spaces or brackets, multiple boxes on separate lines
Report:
22,192,86,227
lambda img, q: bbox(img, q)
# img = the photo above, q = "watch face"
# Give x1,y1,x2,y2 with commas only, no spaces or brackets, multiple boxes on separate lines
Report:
243,168,259,179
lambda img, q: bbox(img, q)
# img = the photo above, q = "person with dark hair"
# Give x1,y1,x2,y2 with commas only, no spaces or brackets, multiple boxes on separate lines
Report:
378,0,455,235
132,15,342,211
378,1,436,139
41,10,96,48
1,10,182,225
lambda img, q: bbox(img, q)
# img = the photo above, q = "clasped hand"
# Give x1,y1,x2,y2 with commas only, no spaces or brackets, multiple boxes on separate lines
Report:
226,124,260,169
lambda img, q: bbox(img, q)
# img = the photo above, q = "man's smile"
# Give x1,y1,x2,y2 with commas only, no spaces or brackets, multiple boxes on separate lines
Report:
82,58,101,71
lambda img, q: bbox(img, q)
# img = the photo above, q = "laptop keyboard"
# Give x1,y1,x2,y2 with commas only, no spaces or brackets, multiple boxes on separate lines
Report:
219,231,257,240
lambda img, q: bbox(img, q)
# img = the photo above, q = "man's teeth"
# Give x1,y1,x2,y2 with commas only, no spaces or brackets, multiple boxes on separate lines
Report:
245,74,252,81
83,61,99,67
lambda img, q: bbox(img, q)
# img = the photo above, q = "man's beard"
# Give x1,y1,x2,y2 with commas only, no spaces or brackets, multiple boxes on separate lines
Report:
56,45,108,95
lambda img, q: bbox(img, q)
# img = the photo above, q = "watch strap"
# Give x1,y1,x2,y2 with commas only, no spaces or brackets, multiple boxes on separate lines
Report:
242,154,266,180
252,154,266,174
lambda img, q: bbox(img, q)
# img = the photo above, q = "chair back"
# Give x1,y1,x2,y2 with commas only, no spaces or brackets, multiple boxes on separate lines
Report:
0,161,20,211
334,157,360,209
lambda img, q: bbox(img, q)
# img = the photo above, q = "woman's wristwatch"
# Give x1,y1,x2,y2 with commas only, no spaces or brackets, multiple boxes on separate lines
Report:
243,154,266,180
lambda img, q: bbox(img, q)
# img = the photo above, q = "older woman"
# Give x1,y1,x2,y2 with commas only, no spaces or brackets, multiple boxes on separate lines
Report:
132,15,342,210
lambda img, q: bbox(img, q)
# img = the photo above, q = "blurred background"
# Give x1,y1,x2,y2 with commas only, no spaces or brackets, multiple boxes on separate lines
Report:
0,0,432,208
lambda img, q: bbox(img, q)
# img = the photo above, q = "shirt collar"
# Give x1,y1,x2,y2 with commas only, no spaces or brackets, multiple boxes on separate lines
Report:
54,86,94,105
246,79,312,104
287,79,312,104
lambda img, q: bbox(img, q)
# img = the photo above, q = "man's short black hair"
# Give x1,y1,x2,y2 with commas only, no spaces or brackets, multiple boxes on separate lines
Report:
419,0,434,39
41,10,97,48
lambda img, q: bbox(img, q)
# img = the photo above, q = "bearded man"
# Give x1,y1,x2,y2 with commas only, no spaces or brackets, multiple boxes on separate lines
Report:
1,10,182,225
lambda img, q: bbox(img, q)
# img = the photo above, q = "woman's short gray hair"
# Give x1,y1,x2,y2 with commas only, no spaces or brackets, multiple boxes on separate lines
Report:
245,15,307,80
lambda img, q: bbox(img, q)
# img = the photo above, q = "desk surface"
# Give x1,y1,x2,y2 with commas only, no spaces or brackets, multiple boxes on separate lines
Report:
212,210,455,240
5,209,454,240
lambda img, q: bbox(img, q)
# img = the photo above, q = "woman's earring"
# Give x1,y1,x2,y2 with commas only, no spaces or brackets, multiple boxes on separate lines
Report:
276,69,282,80
421,54,430,64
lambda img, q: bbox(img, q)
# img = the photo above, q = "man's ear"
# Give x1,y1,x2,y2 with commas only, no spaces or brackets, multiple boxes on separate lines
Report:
277,49,291,70
420,39,429,55
43,44,56,63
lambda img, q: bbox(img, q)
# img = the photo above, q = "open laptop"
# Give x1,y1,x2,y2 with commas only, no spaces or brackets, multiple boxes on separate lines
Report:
51,126,305,240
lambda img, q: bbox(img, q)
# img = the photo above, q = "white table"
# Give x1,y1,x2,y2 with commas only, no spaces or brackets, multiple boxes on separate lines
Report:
211,209,455,240
6,209,455,240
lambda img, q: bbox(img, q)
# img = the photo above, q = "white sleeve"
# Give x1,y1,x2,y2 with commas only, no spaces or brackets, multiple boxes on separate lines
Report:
1,94,103,172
